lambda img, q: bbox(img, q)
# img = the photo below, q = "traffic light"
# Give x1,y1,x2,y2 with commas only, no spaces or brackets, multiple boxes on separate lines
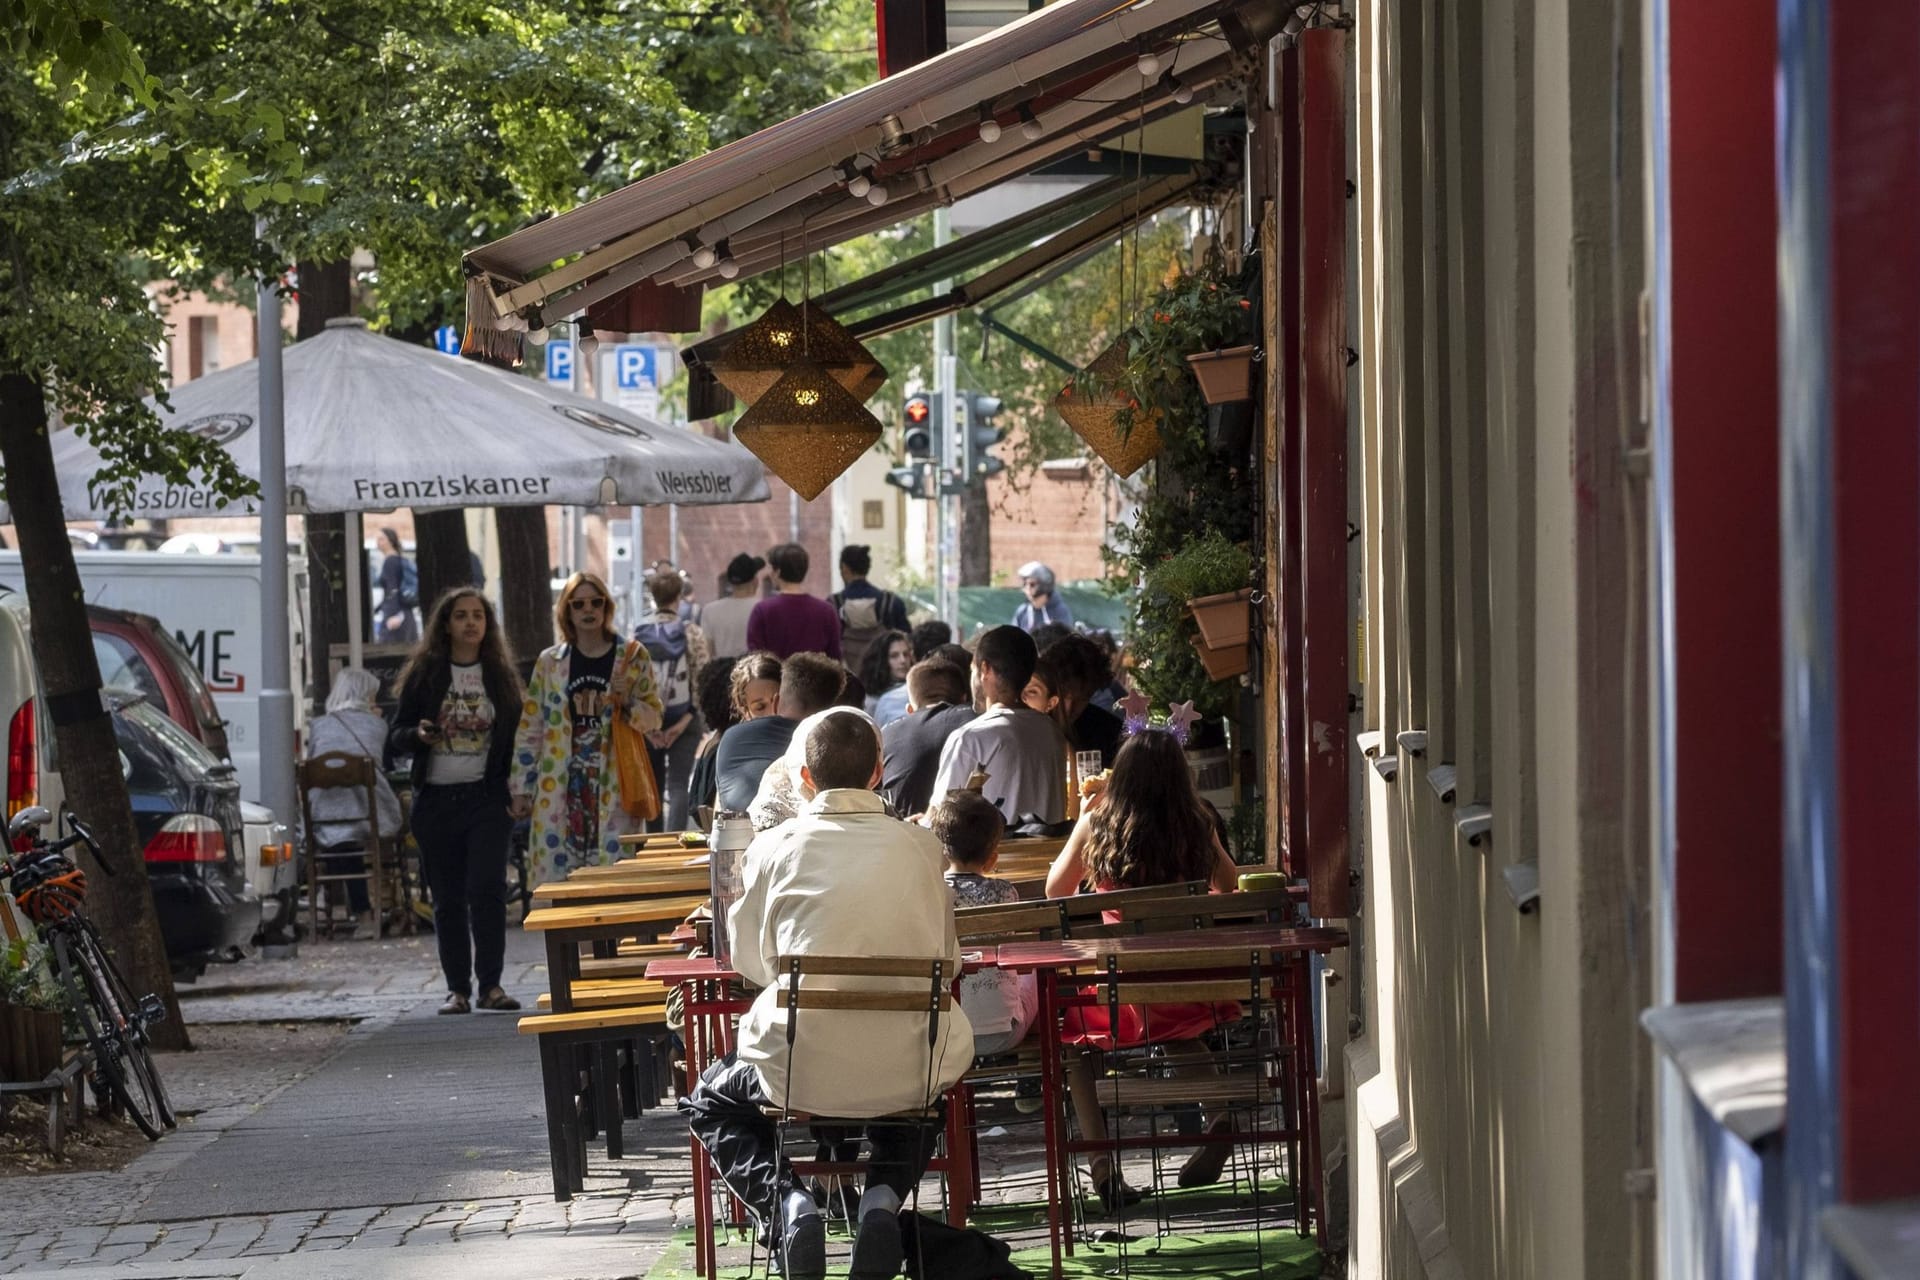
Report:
884,464,931,498
903,391,935,458
961,391,1006,483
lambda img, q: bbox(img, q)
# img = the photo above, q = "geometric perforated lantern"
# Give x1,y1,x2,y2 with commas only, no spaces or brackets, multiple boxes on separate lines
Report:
1053,336,1162,478
711,298,884,405
729,357,884,500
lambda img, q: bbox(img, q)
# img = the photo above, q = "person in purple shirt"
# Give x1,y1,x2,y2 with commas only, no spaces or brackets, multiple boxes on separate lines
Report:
746,543,843,660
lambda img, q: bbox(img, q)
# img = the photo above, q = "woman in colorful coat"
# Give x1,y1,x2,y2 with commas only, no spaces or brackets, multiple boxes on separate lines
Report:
510,572,665,884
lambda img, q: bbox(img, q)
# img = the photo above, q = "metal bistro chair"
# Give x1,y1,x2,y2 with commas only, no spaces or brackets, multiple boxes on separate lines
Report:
738,954,973,1278
297,751,407,939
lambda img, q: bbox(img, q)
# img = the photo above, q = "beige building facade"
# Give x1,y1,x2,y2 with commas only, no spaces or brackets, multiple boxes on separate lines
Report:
1342,1,1653,1274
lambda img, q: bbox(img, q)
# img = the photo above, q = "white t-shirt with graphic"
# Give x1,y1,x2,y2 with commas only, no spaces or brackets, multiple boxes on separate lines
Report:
425,662,495,786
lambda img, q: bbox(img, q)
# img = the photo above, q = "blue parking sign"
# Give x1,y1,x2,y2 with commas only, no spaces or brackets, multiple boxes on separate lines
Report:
433,324,460,355
616,345,656,390
545,340,574,384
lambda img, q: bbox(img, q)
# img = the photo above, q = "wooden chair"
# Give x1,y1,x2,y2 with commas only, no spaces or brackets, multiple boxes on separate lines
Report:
1110,886,1304,934
689,954,974,1277
297,752,404,940
1048,937,1310,1269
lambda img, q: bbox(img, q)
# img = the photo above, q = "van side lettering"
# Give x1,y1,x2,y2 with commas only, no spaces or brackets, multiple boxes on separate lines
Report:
174,627,245,693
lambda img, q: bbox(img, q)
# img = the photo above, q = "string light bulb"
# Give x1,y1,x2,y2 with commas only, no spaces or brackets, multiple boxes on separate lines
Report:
978,113,1001,144
1019,106,1044,141
578,332,600,363
691,244,717,270
525,324,550,346
715,241,739,279
866,183,890,207
1136,50,1160,77
848,172,872,198
1171,78,1194,105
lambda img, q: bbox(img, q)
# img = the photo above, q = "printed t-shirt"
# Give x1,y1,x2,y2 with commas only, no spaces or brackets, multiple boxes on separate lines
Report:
425,662,494,785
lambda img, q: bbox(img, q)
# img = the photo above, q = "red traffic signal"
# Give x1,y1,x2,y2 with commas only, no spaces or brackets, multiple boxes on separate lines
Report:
904,393,931,425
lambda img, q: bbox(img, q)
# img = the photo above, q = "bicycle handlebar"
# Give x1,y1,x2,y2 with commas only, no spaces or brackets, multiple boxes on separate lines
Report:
2,815,108,880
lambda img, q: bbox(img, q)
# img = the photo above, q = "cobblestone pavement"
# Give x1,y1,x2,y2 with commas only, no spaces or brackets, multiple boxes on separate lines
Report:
0,927,692,1278
0,924,1250,1278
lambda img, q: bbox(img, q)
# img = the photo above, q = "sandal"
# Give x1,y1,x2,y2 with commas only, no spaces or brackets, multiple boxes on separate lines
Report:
439,992,471,1015
1087,1163,1143,1214
477,988,521,1012
1176,1116,1236,1187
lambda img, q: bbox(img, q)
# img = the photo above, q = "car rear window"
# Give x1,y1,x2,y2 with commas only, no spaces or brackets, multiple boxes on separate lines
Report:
94,634,166,705
119,698,224,773
148,625,225,727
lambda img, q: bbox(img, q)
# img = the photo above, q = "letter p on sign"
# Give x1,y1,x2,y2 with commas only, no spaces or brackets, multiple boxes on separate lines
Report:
616,345,655,390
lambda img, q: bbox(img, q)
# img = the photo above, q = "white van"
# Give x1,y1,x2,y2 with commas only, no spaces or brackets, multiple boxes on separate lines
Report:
0,551,308,805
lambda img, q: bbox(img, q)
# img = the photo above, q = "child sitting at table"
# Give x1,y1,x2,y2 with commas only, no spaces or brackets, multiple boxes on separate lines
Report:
932,789,1039,1058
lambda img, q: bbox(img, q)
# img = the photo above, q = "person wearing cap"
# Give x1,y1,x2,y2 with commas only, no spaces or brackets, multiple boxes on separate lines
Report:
1012,561,1073,633
702,553,765,660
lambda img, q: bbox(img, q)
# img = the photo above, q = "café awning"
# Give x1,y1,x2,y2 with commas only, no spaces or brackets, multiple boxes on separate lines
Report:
461,0,1284,331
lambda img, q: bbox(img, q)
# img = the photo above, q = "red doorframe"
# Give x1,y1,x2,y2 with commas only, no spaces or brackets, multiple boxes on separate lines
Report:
1665,3,1781,1002
1823,1,1920,1204
1277,46,1307,881
1298,29,1350,919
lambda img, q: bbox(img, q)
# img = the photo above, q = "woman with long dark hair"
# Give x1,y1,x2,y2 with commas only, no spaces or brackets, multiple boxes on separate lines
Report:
511,572,664,884
685,655,739,827
389,589,524,1014
1043,729,1241,1208
857,628,913,727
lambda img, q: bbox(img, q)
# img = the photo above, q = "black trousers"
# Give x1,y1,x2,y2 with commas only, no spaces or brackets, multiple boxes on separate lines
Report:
412,781,511,998
678,1053,943,1228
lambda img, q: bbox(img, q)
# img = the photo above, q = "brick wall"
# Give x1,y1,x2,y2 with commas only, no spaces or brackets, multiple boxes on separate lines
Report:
984,460,1116,584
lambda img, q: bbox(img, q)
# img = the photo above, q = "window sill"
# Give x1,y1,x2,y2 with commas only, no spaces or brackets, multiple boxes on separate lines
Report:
1639,998,1784,1147
1824,1200,1920,1279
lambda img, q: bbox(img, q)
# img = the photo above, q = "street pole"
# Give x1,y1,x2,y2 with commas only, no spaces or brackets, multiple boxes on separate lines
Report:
254,219,295,833
933,207,958,632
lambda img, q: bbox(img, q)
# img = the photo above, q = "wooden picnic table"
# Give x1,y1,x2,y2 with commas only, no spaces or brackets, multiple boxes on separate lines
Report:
530,865,711,904
523,895,708,1013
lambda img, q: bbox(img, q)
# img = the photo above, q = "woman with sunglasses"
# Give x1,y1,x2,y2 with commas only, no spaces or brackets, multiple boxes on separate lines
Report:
511,572,664,885
390,589,524,1014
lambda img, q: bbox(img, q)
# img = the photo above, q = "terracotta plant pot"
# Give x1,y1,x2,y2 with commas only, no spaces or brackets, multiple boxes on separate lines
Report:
1190,633,1250,681
1188,588,1253,650
1186,345,1257,405
0,1003,63,1081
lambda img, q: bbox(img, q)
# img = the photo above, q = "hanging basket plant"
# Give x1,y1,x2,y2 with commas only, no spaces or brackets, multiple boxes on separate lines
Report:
1143,530,1255,687
1054,338,1162,477
1189,588,1253,650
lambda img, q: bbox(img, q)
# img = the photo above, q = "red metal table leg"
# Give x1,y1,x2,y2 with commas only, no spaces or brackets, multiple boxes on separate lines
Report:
1036,971,1065,1279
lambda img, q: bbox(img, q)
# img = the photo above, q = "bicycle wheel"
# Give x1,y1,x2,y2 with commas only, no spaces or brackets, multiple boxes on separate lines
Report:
52,922,172,1138
78,918,175,1129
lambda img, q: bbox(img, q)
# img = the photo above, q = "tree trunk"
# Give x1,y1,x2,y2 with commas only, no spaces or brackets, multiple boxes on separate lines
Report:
959,484,993,586
496,506,552,669
0,374,188,1050
297,259,353,709
413,509,472,613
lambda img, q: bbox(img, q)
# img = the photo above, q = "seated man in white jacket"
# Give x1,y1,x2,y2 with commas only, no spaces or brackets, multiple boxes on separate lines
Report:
679,710,973,1280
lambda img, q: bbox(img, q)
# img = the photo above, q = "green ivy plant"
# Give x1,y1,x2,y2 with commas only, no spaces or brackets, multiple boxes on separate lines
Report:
1090,256,1260,722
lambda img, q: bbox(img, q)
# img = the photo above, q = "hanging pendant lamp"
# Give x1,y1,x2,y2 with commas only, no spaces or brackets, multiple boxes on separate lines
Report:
1053,337,1162,477
711,298,884,404
730,357,884,500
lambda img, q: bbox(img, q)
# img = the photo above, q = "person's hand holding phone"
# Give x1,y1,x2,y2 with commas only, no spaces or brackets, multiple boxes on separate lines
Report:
417,718,443,747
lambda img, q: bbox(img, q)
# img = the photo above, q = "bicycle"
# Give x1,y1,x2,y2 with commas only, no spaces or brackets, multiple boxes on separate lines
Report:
2,806,175,1139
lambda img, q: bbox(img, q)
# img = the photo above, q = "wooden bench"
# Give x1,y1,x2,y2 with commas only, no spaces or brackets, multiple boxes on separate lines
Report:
535,977,670,1010
524,896,709,1013
519,1001,676,1200
0,1047,89,1158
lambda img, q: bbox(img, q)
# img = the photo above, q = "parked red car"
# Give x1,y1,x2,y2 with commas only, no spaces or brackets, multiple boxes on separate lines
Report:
88,604,231,761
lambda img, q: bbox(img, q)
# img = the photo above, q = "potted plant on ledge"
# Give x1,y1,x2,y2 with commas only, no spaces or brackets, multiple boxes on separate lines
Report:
1146,530,1255,681
0,937,68,1083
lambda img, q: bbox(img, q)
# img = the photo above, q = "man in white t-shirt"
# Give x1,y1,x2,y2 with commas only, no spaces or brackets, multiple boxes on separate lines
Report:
930,626,1065,825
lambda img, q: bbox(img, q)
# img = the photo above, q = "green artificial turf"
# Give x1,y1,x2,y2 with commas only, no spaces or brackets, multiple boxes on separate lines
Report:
643,1177,1319,1279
